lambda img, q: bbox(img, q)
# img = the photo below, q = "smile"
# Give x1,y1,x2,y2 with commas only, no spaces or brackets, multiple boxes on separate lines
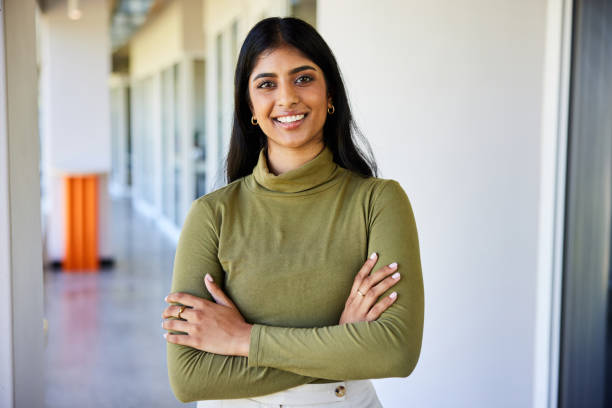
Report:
272,113,307,129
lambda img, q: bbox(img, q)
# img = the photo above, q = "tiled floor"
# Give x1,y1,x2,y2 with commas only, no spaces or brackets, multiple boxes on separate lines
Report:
43,197,193,408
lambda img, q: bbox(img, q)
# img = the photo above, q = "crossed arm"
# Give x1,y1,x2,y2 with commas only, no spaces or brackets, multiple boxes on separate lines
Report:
165,180,424,402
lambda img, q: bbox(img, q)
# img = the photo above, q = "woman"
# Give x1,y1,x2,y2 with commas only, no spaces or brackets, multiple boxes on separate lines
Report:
161,17,424,407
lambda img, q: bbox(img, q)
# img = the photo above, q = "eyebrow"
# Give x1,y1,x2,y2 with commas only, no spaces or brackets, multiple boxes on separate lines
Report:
252,65,317,82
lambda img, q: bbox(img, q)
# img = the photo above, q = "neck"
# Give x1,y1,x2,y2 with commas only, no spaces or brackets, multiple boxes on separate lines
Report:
265,141,325,176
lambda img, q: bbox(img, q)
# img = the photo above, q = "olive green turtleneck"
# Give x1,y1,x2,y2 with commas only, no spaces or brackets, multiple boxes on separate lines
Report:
167,145,424,402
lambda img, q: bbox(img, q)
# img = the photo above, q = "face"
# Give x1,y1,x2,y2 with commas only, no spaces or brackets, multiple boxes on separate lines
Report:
248,45,332,151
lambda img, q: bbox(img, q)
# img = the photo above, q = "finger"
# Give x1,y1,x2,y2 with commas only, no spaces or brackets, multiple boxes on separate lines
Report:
161,304,194,320
365,292,398,321
356,267,399,316
369,271,401,298
165,292,204,309
162,318,191,334
164,333,197,348
360,262,398,293
204,274,237,309
350,252,378,295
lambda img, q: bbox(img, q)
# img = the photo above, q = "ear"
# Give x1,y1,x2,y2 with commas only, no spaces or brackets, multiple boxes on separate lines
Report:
327,95,333,109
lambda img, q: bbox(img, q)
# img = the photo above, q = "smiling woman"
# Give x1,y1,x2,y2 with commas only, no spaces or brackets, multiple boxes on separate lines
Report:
162,17,424,407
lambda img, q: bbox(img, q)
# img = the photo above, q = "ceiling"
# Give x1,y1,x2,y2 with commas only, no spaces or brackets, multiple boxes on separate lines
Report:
37,0,162,52
109,0,157,52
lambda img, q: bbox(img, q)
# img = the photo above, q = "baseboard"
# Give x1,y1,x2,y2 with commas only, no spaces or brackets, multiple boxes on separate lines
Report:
47,257,115,272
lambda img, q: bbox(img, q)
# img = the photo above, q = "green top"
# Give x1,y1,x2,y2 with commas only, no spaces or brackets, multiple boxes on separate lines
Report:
167,145,424,402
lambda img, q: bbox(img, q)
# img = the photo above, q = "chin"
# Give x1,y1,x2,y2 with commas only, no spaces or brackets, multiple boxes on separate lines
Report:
269,134,316,149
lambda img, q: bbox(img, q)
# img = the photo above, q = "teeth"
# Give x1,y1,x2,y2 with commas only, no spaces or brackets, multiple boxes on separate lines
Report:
276,114,305,123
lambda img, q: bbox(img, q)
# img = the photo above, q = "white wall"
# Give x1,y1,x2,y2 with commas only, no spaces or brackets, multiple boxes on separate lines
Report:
39,0,112,262
39,0,111,172
318,1,552,407
130,0,205,81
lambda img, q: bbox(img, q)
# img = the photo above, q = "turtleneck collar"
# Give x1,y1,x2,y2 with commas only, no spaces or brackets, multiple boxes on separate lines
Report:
249,144,344,194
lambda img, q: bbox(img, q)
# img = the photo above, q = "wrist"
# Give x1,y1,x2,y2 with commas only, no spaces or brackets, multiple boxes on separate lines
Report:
237,323,253,357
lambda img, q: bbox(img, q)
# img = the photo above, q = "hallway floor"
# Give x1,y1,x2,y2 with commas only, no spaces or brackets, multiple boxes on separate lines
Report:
43,197,192,408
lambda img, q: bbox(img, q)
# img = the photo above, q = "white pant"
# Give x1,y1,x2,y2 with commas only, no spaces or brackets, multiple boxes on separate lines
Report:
196,379,383,407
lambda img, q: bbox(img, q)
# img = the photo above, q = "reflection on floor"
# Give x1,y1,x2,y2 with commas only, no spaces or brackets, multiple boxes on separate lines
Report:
43,197,193,408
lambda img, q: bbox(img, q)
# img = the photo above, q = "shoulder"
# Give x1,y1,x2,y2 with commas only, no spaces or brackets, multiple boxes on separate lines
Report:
343,172,415,231
192,177,246,211
181,177,248,232
343,170,409,204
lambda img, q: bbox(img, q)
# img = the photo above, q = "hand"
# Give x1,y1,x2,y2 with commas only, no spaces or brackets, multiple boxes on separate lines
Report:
339,252,400,325
162,273,253,357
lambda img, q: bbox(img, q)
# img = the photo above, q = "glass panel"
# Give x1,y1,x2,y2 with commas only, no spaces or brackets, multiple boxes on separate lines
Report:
131,80,144,199
161,67,173,219
290,0,317,27
173,63,182,225
132,77,155,204
216,33,224,170
110,87,121,184
126,86,132,187
193,59,206,198
231,19,239,70
142,75,155,205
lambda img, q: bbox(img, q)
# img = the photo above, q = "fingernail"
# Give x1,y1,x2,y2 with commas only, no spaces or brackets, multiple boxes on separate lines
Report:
392,272,400,279
164,296,168,302
161,322,164,328
369,252,377,260
390,292,397,299
205,273,214,282
388,262,398,269
163,333,168,339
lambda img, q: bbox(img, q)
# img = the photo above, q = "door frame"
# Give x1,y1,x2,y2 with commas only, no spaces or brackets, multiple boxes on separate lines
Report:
533,0,574,407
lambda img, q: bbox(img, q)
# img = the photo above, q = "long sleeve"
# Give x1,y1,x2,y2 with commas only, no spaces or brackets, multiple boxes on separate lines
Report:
246,179,425,380
166,199,317,402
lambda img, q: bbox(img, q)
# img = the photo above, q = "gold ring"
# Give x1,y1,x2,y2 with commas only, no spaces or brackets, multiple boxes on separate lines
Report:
357,289,366,297
177,305,186,320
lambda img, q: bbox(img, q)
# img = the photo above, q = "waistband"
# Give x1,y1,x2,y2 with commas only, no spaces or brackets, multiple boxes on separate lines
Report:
249,379,374,405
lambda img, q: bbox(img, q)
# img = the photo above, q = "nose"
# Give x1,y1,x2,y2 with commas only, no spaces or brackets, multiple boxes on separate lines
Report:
277,81,299,107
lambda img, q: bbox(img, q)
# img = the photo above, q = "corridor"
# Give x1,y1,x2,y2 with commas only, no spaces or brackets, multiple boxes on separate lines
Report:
43,197,191,407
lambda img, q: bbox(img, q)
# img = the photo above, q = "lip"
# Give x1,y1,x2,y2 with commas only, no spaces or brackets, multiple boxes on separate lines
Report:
272,112,308,130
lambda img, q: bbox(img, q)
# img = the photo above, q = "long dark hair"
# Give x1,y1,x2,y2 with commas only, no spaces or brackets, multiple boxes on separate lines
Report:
226,17,378,183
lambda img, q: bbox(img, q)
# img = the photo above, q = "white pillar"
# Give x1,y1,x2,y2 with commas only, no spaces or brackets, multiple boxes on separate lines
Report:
0,0,44,406
180,56,195,223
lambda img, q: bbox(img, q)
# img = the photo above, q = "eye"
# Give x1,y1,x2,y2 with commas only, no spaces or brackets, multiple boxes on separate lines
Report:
295,75,313,84
257,80,275,89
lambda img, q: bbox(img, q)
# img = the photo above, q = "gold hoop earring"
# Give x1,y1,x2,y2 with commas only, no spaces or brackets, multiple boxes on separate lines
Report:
251,116,258,125
327,105,335,115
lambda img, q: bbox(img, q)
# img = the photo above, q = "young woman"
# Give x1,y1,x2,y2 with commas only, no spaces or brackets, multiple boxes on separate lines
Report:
161,17,424,407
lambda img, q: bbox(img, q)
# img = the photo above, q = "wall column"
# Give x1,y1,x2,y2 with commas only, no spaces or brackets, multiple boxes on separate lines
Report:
0,0,45,406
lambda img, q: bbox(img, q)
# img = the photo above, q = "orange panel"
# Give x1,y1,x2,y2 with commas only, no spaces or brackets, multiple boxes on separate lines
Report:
64,178,72,269
84,176,98,270
63,175,99,271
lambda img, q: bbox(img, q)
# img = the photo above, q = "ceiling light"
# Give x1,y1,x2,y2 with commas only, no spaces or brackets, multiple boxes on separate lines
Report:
67,0,82,20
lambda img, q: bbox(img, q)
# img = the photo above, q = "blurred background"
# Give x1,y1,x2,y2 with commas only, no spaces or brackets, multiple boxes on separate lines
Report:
1,0,611,407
